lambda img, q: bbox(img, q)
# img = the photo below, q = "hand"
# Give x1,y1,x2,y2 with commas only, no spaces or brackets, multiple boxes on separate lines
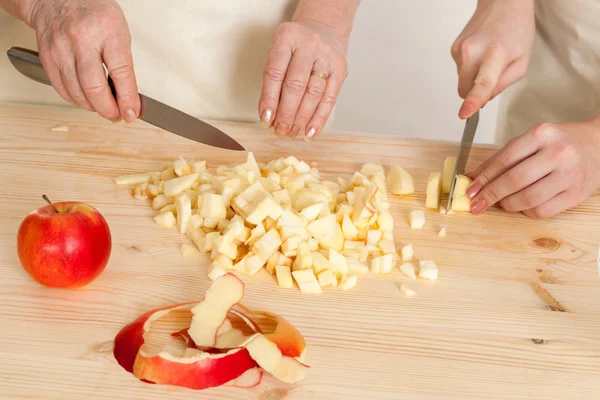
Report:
26,0,140,122
258,20,348,140
451,0,535,119
465,120,600,218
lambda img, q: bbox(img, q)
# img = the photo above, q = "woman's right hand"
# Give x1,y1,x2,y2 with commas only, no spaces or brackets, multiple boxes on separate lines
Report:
451,0,536,120
23,0,140,122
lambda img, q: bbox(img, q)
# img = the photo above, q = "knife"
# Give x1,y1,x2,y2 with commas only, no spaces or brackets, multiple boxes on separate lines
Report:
6,46,245,151
446,110,479,212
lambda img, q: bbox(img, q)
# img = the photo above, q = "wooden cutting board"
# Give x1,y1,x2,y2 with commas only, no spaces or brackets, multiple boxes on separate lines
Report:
1,102,600,400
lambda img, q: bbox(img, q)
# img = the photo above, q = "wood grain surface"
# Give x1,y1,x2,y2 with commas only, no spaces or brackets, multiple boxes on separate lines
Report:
1,103,600,400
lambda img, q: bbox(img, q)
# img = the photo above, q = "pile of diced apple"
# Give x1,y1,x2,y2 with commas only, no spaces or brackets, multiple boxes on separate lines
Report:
114,154,402,293
425,156,473,213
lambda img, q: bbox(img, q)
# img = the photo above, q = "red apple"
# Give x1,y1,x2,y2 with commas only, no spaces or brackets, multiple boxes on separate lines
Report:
17,196,111,288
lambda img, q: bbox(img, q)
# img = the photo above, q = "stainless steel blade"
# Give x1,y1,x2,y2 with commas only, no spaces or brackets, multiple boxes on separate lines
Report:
7,46,244,151
446,110,479,212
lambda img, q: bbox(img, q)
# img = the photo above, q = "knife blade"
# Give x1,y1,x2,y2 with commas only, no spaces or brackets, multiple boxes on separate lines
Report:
7,46,245,151
446,110,480,212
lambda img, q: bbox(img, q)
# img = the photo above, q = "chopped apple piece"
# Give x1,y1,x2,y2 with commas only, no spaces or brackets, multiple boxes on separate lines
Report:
347,258,369,275
189,214,204,229
453,174,472,198
371,253,394,274
293,243,313,271
378,239,396,255
175,194,192,234
426,172,442,209
317,269,337,287
185,224,204,243
311,251,332,275
339,275,358,291
377,210,393,232
245,253,266,276
367,230,382,247
154,211,176,228
408,210,425,229
188,274,245,347
163,173,200,197
199,193,227,221
438,227,447,237
252,229,282,262
245,335,308,384
180,243,197,257
292,269,321,293
343,240,364,250
279,210,309,241
199,231,220,253
419,260,439,280
300,203,324,223
401,243,414,261
208,262,228,281
174,159,191,176
281,236,302,257
245,223,266,247
294,189,328,211
276,265,294,288
151,194,173,210
272,189,291,206
341,214,359,240
328,249,348,278
399,262,417,279
451,196,471,212
190,160,206,173
335,204,353,223
442,157,457,194
114,173,152,186
386,164,414,195
400,285,416,297
307,215,344,252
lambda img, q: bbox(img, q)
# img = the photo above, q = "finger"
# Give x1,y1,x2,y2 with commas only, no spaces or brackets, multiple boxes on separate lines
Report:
305,69,345,140
273,50,314,137
458,46,509,119
58,58,94,111
499,171,567,212
470,149,555,214
290,60,328,138
259,43,293,128
75,48,120,121
103,42,140,123
466,128,542,199
490,57,529,100
466,152,499,179
523,191,574,219
39,50,77,106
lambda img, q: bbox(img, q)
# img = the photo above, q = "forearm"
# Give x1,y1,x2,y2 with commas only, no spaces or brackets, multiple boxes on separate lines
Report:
292,0,361,50
0,0,37,25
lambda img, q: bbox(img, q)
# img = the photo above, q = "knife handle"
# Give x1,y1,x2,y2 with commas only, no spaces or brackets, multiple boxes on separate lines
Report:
107,75,118,101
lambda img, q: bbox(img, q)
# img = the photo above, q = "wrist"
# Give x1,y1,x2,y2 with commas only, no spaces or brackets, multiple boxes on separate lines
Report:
292,0,360,53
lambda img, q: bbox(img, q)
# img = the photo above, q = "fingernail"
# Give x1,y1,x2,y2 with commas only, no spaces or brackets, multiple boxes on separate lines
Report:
111,118,122,125
261,109,273,126
289,125,301,138
124,108,136,124
470,198,487,214
275,123,289,136
466,182,482,199
306,127,316,140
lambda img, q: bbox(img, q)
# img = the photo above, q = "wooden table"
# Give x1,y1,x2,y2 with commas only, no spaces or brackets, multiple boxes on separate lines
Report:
2,103,600,400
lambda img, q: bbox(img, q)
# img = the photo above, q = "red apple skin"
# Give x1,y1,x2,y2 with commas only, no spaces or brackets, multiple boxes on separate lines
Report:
17,202,111,288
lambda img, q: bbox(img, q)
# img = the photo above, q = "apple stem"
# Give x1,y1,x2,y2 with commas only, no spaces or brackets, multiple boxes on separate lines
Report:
42,194,59,213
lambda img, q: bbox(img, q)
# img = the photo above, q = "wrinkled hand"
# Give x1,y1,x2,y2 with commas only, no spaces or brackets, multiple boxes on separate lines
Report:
466,119,600,218
258,20,348,140
451,0,535,119
26,0,139,122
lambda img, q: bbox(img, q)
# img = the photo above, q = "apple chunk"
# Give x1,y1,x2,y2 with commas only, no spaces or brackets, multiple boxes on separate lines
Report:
188,274,245,347
426,172,442,209
245,334,309,384
386,164,414,195
307,214,344,251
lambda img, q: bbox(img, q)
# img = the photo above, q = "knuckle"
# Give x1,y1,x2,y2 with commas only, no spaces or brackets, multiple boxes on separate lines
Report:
283,78,307,94
473,76,494,91
487,43,507,57
507,168,526,189
459,37,479,60
108,64,134,81
264,67,286,83
482,185,500,204
320,93,338,106
523,191,543,209
82,83,106,98
495,150,512,169
526,207,547,219
305,82,324,98
276,110,295,121
552,143,577,162
531,122,557,143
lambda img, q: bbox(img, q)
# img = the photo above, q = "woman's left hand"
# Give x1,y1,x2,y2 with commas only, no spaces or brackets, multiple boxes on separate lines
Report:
258,20,348,140
466,119,600,218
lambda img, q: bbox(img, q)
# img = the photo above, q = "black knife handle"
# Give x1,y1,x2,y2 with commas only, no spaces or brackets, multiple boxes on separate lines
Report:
107,75,118,101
